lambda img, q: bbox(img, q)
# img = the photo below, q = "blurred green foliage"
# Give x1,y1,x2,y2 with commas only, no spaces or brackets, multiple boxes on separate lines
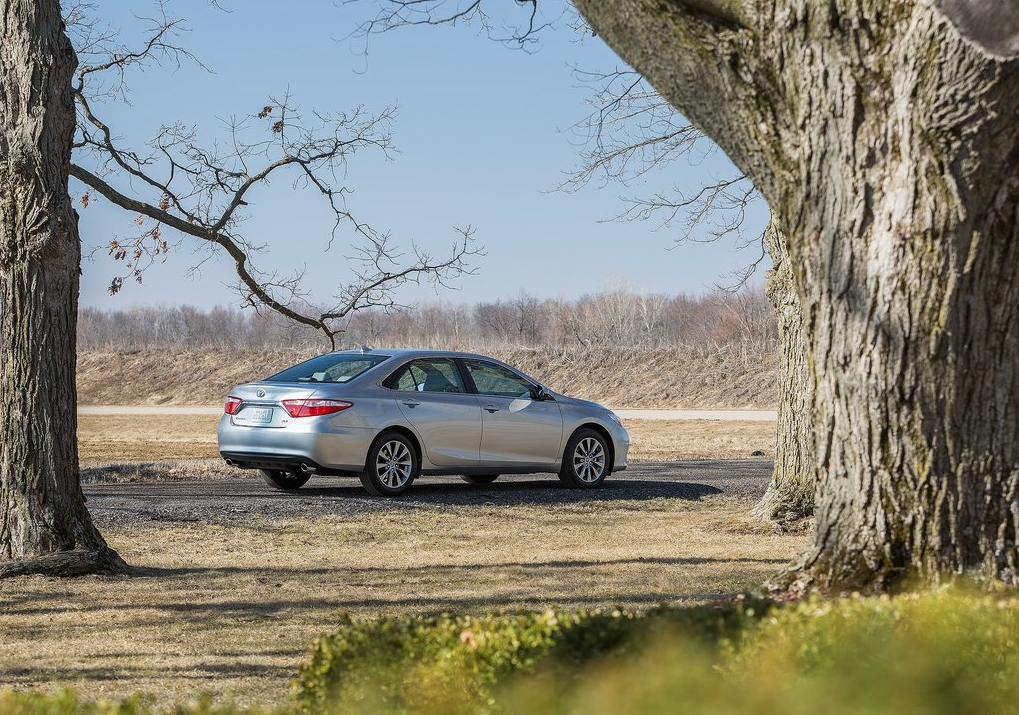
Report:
5,591,1019,715
292,598,774,715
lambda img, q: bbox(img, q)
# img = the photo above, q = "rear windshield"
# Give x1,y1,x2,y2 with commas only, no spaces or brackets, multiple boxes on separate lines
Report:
264,353,391,384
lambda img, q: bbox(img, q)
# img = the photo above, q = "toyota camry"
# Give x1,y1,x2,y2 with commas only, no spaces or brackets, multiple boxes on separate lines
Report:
217,349,629,496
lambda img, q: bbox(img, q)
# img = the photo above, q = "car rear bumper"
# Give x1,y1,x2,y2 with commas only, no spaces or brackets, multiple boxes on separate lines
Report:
220,451,322,471
217,414,375,474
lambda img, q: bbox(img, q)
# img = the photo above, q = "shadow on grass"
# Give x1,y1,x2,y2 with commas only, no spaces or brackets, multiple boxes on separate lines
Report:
9,554,789,619
129,554,790,577
298,477,725,504
0,659,295,685
9,589,763,621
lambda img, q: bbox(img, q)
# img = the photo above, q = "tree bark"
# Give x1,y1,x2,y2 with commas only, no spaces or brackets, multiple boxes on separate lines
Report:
754,220,814,522
0,0,127,577
576,0,1019,590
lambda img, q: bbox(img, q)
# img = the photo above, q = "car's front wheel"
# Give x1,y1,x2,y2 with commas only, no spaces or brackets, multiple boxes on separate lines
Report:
260,469,311,491
460,474,499,484
558,428,610,488
360,432,418,496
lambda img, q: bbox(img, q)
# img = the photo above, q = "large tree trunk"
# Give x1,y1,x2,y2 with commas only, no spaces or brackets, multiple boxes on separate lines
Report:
754,220,814,522
576,1,1019,590
787,34,1019,591
0,0,127,577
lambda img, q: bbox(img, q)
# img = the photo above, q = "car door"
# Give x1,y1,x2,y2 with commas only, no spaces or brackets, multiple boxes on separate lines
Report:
460,358,563,468
384,357,482,468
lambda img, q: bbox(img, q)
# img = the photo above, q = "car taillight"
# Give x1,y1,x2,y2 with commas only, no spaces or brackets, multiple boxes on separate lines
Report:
281,399,353,418
224,396,242,415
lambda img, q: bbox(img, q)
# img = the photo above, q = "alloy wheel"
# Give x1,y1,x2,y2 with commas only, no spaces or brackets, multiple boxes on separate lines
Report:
375,439,414,489
573,436,606,483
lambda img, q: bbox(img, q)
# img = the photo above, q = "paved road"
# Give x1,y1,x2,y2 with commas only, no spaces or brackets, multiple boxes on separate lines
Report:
80,405,225,415
613,409,777,421
79,405,777,421
83,459,773,528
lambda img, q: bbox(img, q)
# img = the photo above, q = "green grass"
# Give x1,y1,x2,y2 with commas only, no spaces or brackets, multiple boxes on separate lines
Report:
0,692,258,715
4,591,1019,715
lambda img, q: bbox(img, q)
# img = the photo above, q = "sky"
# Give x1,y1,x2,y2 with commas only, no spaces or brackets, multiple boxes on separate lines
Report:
72,0,770,311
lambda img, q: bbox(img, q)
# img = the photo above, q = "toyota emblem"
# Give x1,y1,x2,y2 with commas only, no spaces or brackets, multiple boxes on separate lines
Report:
256,389,266,398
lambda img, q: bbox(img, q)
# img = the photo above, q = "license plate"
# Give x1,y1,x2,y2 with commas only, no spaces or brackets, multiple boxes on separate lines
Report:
248,407,273,424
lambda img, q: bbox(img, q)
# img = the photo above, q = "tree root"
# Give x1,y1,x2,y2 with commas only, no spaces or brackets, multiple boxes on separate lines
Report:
0,546,132,579
761,554,912,598
762,562,816,600
751,488,814,524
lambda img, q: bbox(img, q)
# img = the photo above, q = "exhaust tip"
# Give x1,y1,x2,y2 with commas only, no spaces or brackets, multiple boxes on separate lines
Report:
300,463,317,474
224,458,235,467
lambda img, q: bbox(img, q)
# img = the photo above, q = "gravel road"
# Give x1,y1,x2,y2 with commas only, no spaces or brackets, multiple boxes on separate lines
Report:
83,459,773,528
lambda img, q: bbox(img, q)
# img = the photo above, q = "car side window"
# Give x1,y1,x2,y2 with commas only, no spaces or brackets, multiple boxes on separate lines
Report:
384,365,419,392
464,359,536,399
384,358,466,394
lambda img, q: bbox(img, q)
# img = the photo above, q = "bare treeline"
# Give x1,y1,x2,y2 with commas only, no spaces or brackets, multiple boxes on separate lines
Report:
78,287,777,354
77,288,779,407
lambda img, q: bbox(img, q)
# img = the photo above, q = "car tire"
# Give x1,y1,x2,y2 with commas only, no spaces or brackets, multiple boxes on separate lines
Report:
260,469,311,491
360,431,418,497
558,428,610,488
460,474,499,484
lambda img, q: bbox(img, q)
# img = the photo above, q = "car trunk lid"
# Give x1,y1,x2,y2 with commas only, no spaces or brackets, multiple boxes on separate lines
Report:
227,383,321,428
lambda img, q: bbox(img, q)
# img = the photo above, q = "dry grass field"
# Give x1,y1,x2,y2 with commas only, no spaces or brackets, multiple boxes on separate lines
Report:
625,419,774,461
0,496,803,706
0,414,792,705
76,415,775,466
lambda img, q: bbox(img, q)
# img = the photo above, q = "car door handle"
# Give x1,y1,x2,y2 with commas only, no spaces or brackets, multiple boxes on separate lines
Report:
402,399,421,408
483,405,500,413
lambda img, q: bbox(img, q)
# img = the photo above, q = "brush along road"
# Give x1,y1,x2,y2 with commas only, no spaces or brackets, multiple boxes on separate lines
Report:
82,459,772,528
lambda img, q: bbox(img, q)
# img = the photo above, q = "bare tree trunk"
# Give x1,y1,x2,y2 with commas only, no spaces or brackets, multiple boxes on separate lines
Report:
753,221,813,522
0,0,127,577
775,10,1019,592
575,0,1019,590
791,130,1019,592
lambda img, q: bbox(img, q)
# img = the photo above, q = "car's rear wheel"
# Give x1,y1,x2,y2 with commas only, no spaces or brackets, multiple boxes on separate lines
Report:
260,469,311,491
360,432,418,496
558,428,609,488
460,474,500,484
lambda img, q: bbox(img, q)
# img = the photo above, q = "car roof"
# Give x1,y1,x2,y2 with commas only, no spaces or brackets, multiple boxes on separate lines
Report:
330,348,548,387
331,348,498,361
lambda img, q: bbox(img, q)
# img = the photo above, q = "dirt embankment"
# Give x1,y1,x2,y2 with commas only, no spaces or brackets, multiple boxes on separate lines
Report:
76,346,779,408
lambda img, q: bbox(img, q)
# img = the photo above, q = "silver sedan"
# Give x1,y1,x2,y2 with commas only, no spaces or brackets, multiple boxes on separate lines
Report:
217,349,629,496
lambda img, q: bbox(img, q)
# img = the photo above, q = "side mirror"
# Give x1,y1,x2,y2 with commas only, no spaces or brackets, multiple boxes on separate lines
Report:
532,385,553,401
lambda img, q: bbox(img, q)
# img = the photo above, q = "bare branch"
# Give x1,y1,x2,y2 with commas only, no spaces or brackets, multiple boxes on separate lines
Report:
614,177,760,246
561,60,764,285
713,238,769,293
70,5,480,349
573,0,781,201
67,0,210,102
344,1,770,285
343,0,564,50
324,228,484,320
560,68,710,191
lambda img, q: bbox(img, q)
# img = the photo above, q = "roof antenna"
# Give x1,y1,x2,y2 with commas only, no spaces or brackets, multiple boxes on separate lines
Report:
358,344,372,355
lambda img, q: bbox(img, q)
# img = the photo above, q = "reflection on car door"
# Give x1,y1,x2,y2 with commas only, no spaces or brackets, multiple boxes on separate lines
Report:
385,358,482,467
461,359,563,468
